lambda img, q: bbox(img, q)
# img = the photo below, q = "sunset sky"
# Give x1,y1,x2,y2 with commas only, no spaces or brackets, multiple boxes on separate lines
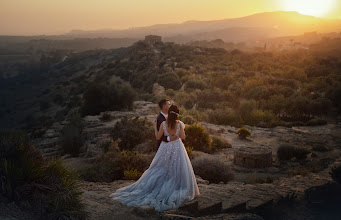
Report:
1,0,341,35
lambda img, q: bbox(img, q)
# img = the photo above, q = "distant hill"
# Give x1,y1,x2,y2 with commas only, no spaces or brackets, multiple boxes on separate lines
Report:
65,11,341,42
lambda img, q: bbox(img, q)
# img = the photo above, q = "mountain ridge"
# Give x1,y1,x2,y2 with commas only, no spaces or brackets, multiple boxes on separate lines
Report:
64,11,341,43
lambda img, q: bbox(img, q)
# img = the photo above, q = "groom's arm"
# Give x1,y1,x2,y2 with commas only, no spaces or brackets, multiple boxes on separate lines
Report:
157,117,169,142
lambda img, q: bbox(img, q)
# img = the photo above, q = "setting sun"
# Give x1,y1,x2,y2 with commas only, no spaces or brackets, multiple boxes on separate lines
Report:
280,0,336,17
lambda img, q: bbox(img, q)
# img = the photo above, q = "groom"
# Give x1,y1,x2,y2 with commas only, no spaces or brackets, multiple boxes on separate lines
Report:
155,99,177,152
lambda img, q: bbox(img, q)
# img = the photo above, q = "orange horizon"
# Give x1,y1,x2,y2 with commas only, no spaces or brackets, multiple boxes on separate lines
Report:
1,0,340,36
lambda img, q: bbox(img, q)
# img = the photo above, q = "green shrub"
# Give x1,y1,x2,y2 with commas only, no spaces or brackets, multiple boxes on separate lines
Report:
276,120,293,128
184,123,213,153
330,165,341,184
100,112,113,121
211,135,232,151
80,81,135,116
181,115,197,125
185,79,209,91
59,113,84,157
192,156,234,184
119,150,148,174
305,118,327,126
79,147,148,182
111,116,154,151
157,72,182,90
235,128,251,139
207,108,242,127
123,168,141,180
277,144,296,160
277,144,310,160
185,146,194,160
0,130,86,219
79,146,123,182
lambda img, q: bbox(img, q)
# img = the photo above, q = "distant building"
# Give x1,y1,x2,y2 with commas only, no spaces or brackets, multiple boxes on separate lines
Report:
144,35,162,45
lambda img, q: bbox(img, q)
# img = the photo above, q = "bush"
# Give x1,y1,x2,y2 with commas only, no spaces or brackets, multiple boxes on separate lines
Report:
181,115,197,125
0,130,86,219
330,165,341,184
185,79,209,91
80,82,135,116
235,128,251,139
79,145,123,182
277,144,310,160
59,113,84,157
123,168,141,180
207,108,242,127
119,150,148,176
277,144,296,160
305,118,327,126
100,112,113,121
79,147,148,182
192,156,234,184
185,146,194,160
184,123,213,153
157,72,182,90
211,135,232,151
111,116,154,151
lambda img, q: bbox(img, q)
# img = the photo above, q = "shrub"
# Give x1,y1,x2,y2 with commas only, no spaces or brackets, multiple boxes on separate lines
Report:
305,118,327,126
59,113,84,157
191,156,234,184
79,146,123,182
185,146,194,160
277,144,296,160
111,116,154,151
80,82,135,116
330,165,341,184
211,135,232,151
79,147,148,182
235,128,251,139
181,115,197,125
0,130,86,219
207,108,242,127
123,168,141,180
185,79,209,91
100,112,113,121
157,72,182,90
184,123,213,153
277,144,310,160
119,150,148,175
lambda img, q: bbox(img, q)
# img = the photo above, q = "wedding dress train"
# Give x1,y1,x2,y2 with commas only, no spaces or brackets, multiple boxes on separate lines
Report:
109,120,200,212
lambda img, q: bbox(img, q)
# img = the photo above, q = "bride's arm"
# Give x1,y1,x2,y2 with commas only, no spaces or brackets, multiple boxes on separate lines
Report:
154,121,164,140
179,122,186,141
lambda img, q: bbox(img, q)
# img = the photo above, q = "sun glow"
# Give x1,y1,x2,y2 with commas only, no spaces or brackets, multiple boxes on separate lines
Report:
280,0,336,17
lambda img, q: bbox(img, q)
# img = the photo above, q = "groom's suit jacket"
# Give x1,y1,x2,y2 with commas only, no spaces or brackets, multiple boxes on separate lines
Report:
155,113,169,151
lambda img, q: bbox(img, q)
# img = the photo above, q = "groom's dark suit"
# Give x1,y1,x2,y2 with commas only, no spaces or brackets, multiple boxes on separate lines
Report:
155,112,169,152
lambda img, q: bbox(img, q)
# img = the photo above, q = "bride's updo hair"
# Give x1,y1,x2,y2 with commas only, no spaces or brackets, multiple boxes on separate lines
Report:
167,104,180,130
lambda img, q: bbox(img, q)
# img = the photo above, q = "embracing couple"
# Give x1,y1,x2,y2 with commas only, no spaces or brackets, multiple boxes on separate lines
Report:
109,99,200,212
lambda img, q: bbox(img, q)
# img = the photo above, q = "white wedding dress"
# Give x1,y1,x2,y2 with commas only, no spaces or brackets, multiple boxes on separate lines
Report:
109,120,200,212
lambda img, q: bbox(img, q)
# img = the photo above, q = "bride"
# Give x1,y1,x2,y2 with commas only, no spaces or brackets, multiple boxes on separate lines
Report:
109,104,200,212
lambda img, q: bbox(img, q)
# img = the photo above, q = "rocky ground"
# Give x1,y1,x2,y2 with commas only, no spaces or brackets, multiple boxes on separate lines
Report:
3,101,341,219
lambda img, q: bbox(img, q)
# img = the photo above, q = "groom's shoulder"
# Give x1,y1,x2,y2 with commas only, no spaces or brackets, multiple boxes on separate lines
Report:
156,113,164,121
